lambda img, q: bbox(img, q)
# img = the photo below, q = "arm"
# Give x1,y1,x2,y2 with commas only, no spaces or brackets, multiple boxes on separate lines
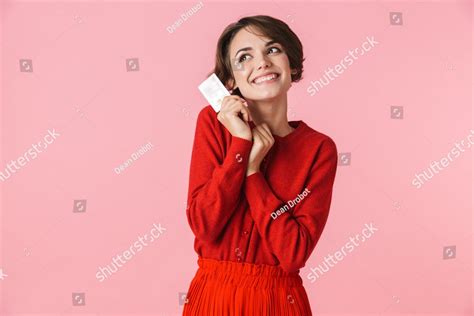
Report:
244,138,338,273
186,107,253,243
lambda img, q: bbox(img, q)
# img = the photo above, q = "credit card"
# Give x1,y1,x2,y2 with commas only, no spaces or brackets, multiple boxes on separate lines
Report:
198,73,230,112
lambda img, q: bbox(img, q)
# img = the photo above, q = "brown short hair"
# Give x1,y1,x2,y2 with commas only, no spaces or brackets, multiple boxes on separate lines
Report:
207,15,305,98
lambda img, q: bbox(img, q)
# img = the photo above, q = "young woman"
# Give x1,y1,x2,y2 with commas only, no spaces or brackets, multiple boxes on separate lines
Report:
183,15,338,315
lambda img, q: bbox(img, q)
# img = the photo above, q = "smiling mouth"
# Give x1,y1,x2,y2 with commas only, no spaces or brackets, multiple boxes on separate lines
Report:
252,73,280,85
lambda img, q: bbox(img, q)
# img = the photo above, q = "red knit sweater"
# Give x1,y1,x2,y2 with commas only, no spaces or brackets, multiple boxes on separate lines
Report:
186,105,338,274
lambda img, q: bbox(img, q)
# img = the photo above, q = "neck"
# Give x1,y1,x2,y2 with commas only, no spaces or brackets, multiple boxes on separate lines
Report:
246,94,293,137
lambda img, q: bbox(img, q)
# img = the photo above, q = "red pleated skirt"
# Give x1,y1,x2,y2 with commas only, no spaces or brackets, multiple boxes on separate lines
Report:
182,256,313,315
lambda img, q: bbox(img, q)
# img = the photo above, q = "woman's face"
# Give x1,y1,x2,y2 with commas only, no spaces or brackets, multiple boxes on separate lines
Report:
227,26,295,101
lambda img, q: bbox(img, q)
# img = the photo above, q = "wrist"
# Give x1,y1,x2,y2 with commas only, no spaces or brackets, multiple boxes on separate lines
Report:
233,134,252,142
246,168,259,177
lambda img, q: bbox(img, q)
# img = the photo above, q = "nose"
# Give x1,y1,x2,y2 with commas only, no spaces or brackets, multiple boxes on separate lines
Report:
256,52,271,70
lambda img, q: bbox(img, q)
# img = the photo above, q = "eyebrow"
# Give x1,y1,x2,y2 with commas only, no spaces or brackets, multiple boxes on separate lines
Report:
234,40,280,57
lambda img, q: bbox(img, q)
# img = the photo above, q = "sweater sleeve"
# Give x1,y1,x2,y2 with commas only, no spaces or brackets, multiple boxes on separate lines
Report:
186,106,253,243
244,138,338,273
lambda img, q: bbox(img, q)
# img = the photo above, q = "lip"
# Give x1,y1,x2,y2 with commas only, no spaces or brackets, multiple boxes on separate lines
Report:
251,72,280,84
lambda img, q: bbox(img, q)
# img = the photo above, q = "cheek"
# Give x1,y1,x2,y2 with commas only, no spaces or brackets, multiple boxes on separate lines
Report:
275,55,291,70
233,70,251,85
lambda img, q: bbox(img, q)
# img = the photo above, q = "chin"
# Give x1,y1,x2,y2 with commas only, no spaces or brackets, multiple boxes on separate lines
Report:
253,92,283,101
243,80,292,99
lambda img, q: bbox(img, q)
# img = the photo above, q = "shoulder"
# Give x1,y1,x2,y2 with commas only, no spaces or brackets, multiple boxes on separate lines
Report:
194,105,229,144
195,105,224,137
197,105,218,125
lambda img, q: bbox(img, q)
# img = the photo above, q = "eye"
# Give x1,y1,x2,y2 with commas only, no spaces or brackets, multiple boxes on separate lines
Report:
268,46,282,54
238,54,250,63
237,47,282,63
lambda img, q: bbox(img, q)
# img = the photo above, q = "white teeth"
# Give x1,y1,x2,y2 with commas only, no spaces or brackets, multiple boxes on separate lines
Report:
253,73,278,84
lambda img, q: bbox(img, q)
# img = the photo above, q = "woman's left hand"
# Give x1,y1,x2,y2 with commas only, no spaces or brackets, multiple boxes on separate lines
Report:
246,123,274,176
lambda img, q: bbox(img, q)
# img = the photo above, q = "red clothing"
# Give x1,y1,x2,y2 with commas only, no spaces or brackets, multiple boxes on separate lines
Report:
182,257,313,315
186,105,338,274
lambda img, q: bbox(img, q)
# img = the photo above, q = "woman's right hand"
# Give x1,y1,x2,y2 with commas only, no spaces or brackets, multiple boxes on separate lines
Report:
217,95,253,141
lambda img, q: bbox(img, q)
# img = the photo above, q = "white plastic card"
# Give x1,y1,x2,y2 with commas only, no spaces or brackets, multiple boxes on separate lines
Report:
198,73,230,112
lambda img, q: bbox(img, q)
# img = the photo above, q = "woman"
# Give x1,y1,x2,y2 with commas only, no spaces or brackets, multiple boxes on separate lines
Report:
183,15,338,315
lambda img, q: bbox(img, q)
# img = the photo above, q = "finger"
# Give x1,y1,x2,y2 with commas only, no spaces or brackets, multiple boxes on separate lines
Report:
252,127,264,142
224,97,244,114
238,104,251,122
241,109,249,122
240,99,249,121
231,100,251,122
221,95,242,110
246,110,253,122
254,127,272,146
258,124,273,139
255,125,272,144
261,123,275,143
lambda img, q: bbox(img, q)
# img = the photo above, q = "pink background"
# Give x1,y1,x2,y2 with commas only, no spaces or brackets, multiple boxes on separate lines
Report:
1,0,472,315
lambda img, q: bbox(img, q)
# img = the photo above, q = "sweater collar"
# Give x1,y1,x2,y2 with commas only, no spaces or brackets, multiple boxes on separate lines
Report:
248,120,307,142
